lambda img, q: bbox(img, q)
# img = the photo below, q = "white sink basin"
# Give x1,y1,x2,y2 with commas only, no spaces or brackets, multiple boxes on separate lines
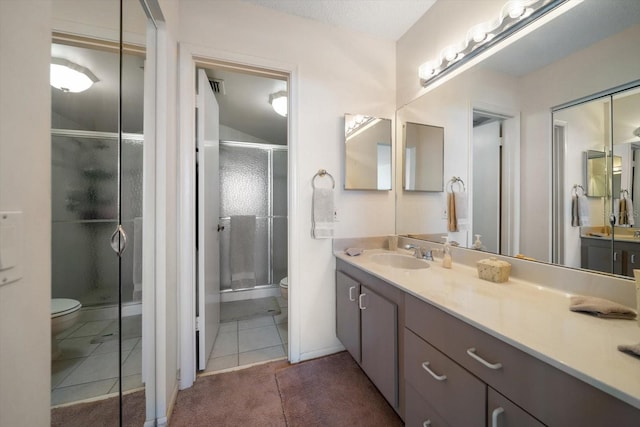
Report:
369,253,430,270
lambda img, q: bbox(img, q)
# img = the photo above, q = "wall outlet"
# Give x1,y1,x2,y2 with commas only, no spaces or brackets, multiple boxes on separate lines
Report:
334,210,339,222
441,208,448,219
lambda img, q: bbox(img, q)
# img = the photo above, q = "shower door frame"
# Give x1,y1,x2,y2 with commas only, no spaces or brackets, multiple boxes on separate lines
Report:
177,43,300,390
218,140,288,291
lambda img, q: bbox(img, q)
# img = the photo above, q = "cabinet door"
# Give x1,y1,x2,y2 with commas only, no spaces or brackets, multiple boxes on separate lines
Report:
487,388,544,427
360,284,398,408
336,271,361,362
582,242,621,274
624,248,640,277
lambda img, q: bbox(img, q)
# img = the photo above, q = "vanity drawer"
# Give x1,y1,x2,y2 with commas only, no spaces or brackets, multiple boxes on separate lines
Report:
405,382,452,427
405,328,485,427
406,293,640,426
487,387,544,427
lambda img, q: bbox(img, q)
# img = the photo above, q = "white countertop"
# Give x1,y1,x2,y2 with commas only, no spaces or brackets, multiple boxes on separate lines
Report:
335,248,640,410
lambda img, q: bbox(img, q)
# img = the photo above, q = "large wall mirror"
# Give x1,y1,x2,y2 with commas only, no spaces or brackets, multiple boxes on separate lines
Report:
344,114,392,190
395,0,640,280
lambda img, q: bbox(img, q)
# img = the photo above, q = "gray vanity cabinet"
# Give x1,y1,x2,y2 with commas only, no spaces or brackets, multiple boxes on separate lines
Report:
406,293,640,426
336,271,361,362
335,260,405,416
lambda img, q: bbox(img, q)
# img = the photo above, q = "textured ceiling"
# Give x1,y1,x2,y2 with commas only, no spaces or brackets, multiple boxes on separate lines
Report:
242,0,437,41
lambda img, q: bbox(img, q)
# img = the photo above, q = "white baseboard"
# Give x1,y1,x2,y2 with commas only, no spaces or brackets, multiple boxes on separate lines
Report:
298,345,345,363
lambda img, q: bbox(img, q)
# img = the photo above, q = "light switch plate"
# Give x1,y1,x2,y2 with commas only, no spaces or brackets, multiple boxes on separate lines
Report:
0,211,23,286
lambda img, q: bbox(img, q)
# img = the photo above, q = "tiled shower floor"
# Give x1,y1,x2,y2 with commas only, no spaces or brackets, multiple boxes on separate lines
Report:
204,296,288,373
51,317,143,406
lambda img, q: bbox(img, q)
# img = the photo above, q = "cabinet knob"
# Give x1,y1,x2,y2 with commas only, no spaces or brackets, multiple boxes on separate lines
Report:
491,407,505,427
632,254,636,264
422,421,432,427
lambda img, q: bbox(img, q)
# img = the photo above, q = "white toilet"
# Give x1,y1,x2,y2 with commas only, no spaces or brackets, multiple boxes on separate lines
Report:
51,298,82,358
279,277,288,300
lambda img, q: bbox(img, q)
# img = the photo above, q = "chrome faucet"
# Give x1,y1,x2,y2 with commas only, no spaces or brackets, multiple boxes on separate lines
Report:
404,244,434,261
634,230,640,238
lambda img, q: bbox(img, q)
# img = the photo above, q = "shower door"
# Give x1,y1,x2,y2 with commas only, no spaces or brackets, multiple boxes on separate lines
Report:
50,0,155,425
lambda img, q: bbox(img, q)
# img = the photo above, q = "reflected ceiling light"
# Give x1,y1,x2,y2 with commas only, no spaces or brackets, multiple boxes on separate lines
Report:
50,58,98,93
269,91,288,117
418,0,579,86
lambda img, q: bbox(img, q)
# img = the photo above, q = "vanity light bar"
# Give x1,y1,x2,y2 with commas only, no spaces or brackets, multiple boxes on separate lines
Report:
418,0,570,86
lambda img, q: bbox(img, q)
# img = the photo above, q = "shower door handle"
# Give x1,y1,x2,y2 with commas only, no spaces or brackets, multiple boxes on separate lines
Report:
110,224,127,256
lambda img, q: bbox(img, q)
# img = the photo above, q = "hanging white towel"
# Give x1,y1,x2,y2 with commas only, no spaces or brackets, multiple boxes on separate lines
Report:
577,194,589,226
312,187,334,239
625,194,635,226
454,191,469,231
230,215,256,290
572,194,589,227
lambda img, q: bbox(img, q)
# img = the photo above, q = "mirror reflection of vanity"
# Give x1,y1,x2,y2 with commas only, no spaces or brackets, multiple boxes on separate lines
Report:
344,114,392,190
395,0,640,280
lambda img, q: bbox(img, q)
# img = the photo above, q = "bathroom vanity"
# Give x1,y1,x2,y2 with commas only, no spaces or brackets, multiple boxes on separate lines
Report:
581,233,640,277
334,240,640,426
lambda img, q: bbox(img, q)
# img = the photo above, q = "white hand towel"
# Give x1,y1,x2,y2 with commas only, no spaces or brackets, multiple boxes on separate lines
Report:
230,215,256,289
312,187,334,239
571,195,579,227
626,195,635,226
454,191,469,231
577,194,589,226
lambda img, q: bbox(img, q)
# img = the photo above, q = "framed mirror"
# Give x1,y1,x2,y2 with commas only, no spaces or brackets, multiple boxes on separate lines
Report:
403,122,444,192
344,114,392,190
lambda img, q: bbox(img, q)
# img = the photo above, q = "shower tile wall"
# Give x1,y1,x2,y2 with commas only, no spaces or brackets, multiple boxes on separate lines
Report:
51,135,143,305
219,144,287,289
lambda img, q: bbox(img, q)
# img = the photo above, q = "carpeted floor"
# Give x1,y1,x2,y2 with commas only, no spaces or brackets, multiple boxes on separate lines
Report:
51,389,145,427
170,351,403,426
50,352,403,427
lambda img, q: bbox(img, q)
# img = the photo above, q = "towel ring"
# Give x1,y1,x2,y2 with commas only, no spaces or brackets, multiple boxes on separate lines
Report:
312,169,335,189
621,189,629,198
447,176,465,192
572,184,586,196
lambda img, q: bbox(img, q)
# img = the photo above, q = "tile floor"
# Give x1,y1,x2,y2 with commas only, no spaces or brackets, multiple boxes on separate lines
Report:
51,296,287,405
204,296,288,373
51,317,143,406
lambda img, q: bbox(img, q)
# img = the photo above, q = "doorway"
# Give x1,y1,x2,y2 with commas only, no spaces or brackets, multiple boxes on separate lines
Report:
195,64,290,374
471,108,519,255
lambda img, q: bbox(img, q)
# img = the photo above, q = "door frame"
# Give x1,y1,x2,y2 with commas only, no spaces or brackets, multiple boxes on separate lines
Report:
469,101,520,256
177,43,300,389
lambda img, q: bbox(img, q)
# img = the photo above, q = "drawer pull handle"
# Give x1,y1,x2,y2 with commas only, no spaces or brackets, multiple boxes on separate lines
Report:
466,348,502,370
359,293,367,310
421,361,447,381
348,286,356,302
423,421,432,427
492,407,505,427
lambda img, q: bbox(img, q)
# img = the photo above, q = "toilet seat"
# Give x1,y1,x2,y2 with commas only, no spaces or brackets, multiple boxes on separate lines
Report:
279,277,288,288
51,298,81,318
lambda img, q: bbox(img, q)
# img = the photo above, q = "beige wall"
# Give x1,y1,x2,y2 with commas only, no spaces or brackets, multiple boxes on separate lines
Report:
0,1,52,425
178,0,397,360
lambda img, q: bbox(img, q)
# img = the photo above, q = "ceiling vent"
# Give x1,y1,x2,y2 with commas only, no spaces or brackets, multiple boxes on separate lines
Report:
209,79,225,95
